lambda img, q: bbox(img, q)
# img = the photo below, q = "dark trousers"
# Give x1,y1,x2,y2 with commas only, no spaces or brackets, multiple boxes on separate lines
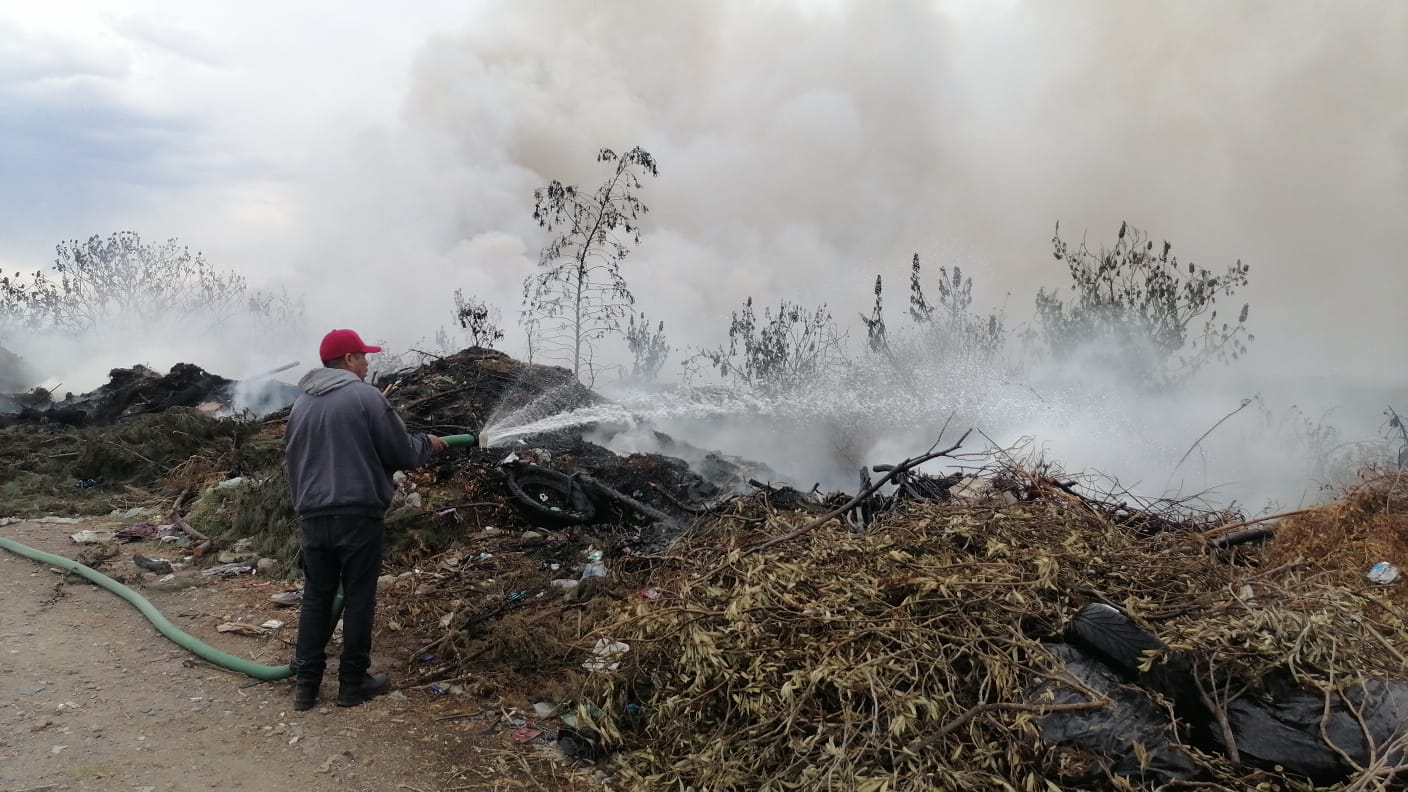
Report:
293,514,384,683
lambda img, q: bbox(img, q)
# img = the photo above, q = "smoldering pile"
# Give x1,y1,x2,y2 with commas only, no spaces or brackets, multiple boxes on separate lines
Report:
5,346,1407,792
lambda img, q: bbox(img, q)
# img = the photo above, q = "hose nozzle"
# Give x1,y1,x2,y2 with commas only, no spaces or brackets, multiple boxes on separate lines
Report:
442,433,478,448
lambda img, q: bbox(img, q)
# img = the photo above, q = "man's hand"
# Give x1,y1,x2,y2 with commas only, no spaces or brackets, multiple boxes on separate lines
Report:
427,435,449,454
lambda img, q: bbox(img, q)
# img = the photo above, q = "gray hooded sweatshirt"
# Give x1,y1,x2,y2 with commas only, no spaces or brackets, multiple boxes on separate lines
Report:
284,368,432,518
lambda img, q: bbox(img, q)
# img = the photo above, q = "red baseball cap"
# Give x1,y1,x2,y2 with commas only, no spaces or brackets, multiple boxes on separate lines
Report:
319,329,382,362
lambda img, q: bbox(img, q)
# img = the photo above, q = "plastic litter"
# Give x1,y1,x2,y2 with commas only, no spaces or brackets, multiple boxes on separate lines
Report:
582,638,630,672
1210,671,1408,782
115,523,157,542
132,555,174,574
69,530,114,544
201,561,255,577
109,507,152,520
556,725,605,760
270,590,302,605
216,622,267,635
1367,561,1400,585
1034,643,1200,784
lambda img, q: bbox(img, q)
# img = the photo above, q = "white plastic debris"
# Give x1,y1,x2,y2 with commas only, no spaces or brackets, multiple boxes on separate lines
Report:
582,638,630,672
948,477,994,502
1367,561,1400,585
69,530,114,544
108,507,151,520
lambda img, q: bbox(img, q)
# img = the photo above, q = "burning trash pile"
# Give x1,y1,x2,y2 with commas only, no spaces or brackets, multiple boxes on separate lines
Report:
3,346,1407,791
0,361,299,428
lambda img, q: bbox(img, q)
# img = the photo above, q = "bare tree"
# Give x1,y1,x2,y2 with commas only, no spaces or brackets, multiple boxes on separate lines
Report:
523,147,658,382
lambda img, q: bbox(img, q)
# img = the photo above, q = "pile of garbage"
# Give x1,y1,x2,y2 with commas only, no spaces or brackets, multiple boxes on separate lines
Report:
0,362,301,428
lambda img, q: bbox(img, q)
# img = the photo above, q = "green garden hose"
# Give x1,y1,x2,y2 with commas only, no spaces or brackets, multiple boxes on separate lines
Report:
442,433,479,447
0,535,338,682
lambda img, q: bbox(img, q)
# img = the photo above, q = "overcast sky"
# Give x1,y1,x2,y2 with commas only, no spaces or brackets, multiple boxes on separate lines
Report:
2,0,1405,387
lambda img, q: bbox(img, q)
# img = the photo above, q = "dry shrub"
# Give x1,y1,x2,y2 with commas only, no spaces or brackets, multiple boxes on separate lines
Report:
577,492,1408,791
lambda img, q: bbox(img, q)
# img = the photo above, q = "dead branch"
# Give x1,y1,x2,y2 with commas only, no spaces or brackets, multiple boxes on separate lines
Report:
1172,397,1254,475
1208,525,1273,550
1201,509,1312,540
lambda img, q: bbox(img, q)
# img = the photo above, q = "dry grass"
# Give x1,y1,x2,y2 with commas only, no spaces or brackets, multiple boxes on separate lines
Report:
1270,472,1408,607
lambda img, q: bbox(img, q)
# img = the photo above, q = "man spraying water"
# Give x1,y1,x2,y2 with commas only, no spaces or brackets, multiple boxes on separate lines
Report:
283,328,449,711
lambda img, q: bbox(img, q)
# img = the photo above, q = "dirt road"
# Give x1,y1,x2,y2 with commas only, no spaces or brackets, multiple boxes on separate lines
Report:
0,519,578,792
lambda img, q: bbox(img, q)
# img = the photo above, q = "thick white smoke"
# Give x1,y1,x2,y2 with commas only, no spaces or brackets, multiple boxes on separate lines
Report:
4,1,1405,510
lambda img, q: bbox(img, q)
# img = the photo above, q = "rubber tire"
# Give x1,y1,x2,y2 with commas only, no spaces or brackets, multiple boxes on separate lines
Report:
505,464,597,525
1064,603,1166,679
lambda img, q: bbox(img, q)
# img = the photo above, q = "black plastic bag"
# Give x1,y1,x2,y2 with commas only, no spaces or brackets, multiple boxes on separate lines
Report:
1034,643,1203,784
1211,670,1408,783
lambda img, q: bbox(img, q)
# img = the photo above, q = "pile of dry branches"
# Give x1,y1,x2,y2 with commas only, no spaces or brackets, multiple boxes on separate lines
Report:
573,466,1408,791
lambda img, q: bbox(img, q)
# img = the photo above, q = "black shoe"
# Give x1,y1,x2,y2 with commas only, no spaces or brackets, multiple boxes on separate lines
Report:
293,679,321,711
336,672,390,707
